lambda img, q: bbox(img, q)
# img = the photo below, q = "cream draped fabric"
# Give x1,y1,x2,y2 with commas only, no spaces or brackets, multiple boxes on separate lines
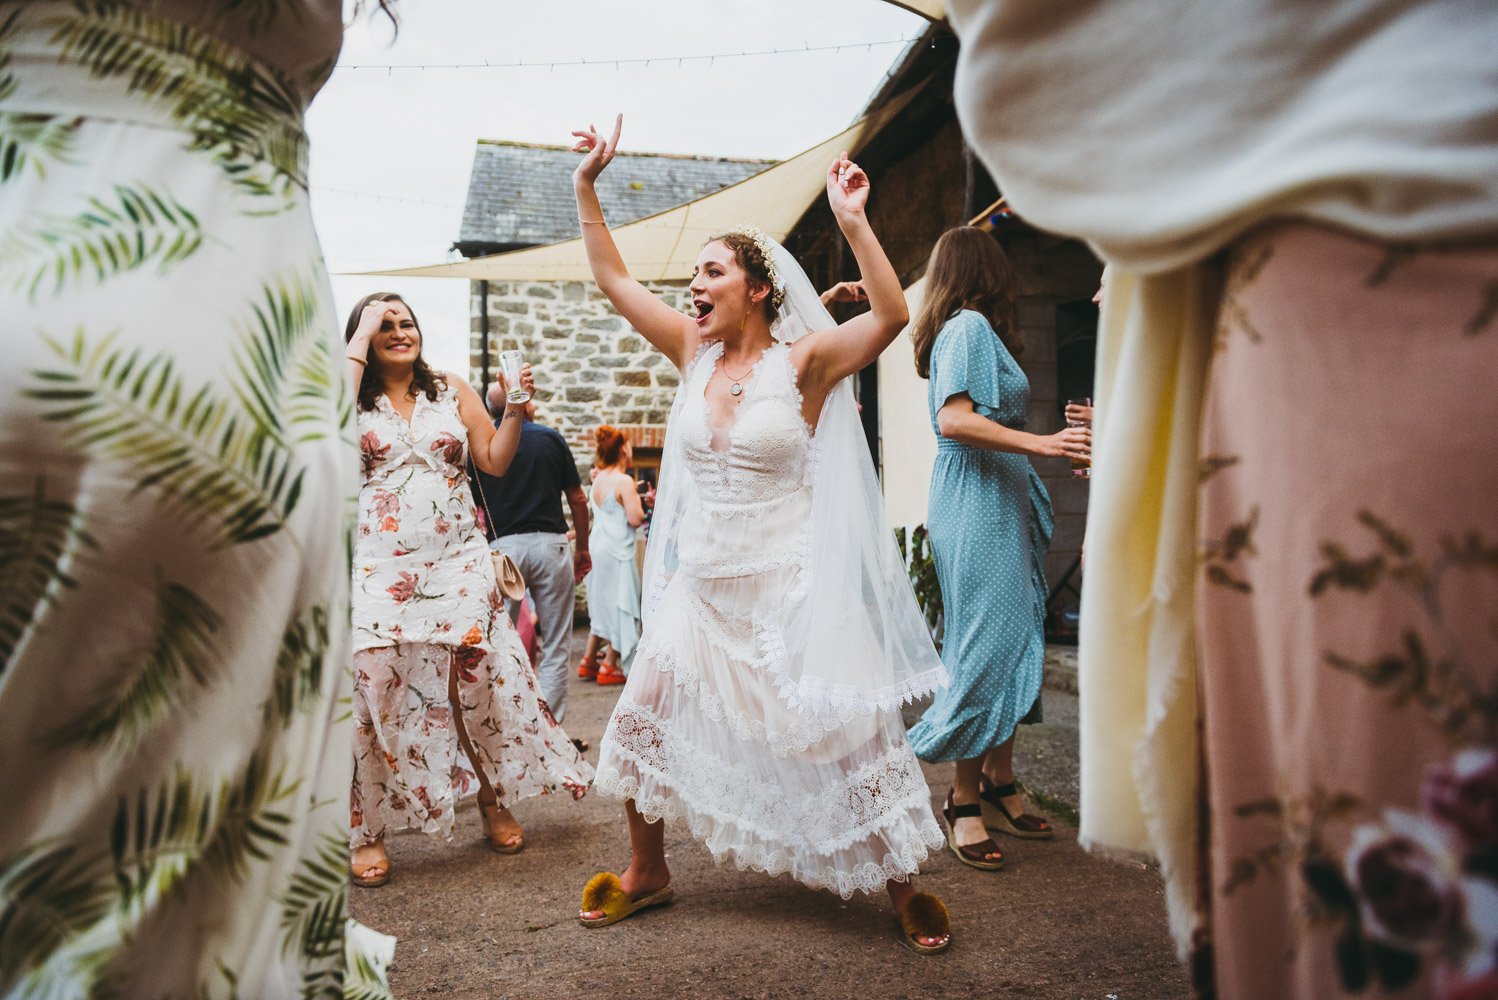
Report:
948,0,1498,954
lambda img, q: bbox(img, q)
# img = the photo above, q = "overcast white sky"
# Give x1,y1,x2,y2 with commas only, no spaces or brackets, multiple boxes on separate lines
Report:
305,1,924,374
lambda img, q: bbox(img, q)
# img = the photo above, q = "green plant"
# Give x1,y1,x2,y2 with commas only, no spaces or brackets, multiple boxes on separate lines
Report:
894,524,944,649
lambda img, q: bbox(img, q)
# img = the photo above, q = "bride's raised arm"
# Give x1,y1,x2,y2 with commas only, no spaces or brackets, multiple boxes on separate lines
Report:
796,154,910,397
571,115,698,371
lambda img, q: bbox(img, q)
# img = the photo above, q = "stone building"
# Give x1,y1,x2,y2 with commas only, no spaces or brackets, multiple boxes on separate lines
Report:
456,140,771,478
451,22,1101,630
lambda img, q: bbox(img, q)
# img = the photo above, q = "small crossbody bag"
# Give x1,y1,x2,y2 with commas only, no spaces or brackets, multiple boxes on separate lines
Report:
471,468,527,603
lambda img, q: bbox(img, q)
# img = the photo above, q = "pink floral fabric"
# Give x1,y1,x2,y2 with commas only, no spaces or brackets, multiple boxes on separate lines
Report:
350,382,591,847
1194,223,1498,999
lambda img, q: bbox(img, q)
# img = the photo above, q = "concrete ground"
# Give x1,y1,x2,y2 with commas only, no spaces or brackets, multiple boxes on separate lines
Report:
350,635,1189,1000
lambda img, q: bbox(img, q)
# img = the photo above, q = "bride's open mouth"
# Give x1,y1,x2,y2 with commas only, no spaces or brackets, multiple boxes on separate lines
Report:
693,300,714,326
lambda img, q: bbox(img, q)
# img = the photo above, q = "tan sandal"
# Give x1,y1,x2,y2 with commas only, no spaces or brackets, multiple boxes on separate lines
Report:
350,845,390,888
897,891,952,954
578,872,675,928
478,796,525,854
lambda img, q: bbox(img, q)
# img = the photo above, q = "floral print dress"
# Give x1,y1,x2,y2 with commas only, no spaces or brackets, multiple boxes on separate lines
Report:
351,382,592,848
1193,223,1498,1000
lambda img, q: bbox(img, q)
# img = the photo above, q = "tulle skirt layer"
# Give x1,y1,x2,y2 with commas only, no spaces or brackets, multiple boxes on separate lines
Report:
596,558,944,898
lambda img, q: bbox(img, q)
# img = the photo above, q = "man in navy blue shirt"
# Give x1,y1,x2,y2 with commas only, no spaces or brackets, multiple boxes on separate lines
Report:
471,387,591,722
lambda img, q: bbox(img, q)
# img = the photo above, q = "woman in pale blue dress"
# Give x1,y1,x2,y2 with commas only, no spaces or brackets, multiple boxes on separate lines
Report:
582,426,645,684
906,227,1091,872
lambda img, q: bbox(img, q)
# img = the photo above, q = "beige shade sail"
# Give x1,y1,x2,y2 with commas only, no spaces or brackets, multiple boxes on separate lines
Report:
358,92,917,283
880,0,945,21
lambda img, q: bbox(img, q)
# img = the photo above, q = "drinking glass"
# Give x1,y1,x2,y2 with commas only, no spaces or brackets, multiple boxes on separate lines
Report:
1066,396,1092,479
498,349,531,405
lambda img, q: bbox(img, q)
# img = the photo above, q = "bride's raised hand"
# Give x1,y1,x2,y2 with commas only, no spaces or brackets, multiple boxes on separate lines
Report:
826,151,870,220
571,114,623,185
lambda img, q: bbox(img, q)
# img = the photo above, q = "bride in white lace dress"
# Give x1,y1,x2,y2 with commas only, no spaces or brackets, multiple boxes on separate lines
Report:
569,118,953,952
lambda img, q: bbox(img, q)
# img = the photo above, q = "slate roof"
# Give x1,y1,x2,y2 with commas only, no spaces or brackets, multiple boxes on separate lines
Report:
455,141,773,257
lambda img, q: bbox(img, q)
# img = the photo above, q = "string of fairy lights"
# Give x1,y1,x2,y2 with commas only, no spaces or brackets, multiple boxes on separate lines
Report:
334,36,912,73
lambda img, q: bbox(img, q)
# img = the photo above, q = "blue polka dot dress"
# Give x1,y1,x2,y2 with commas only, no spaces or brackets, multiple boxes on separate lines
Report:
907,311,1054,763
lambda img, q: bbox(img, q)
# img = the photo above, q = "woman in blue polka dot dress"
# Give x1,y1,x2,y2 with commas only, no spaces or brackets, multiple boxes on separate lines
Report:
906,227,1091,871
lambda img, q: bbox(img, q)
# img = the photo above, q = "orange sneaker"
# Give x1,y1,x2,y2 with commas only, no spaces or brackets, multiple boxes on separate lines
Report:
596,663,626,686
577,656,599,680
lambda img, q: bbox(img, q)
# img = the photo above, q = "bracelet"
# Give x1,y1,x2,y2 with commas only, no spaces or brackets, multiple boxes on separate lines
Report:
346,355,368,366
579,218,607,225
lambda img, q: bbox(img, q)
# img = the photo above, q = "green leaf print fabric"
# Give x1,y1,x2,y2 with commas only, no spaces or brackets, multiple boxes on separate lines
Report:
0,3,391,996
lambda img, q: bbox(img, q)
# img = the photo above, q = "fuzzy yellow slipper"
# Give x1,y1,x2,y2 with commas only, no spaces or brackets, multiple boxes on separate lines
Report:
577,872,675,928
897,892,952,954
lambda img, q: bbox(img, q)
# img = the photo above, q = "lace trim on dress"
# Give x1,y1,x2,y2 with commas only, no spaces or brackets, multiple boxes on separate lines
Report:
691,487,808,519
595,697,944,897
631,629,836,757
678,544,803,580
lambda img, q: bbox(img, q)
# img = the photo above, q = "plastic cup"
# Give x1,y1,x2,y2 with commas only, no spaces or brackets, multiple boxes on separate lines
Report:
499,349,530,404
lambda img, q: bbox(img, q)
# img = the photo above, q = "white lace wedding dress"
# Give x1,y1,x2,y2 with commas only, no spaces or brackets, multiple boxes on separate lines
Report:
594,340,945,897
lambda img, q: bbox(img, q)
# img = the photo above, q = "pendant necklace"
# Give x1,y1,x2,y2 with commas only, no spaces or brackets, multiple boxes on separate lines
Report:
722,360,753,396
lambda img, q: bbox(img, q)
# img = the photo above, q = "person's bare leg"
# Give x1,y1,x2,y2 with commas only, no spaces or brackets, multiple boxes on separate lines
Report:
580,800,669,919
981,738,1025,816
449,656,522,848
582,633,603,662
951,755,993,849
886,878,949,948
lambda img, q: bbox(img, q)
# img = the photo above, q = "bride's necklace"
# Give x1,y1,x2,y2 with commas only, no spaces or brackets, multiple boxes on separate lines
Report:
722,360,753,397
721,339,772,396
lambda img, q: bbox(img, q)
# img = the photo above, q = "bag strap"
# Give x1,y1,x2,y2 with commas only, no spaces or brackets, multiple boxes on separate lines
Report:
471,461,497,540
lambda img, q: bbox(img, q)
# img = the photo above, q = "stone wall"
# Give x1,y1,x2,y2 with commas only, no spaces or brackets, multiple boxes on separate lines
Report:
1005,229,1103,596
467,279,688,471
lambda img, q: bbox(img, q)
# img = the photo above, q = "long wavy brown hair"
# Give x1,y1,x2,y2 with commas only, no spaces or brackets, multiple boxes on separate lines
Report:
910,227,1020,379
343,292,447,412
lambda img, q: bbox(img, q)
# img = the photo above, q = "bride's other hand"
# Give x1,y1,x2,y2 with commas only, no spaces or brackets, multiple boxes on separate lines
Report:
571,114,623,185
826,151,870,220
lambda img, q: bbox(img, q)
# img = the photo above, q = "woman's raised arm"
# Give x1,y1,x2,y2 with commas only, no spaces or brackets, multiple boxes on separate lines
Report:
795,155,910,398
572,116,697,370
456,365,533,477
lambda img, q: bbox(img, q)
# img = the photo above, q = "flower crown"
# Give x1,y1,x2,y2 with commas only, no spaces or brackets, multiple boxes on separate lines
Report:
727,225,786,312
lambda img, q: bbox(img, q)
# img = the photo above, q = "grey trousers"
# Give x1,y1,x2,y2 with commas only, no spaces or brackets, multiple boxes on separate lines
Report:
492,531,576,722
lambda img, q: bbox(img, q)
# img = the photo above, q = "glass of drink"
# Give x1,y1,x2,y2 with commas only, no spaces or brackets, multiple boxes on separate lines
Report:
498,349,531,405
1066,396,1092,479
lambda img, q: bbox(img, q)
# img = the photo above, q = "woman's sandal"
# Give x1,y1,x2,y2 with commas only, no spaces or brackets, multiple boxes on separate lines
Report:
577,655,599,680
942,790,1005,870
978,777,1054,840
897,892,952,954
577,872,675,928
350,846,391,888
595,662,626,686
478,796,525,854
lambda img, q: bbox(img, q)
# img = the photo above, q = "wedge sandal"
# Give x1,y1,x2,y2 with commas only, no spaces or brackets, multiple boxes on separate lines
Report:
942,791,1005,870
978,777,1054,840
478,797,525,854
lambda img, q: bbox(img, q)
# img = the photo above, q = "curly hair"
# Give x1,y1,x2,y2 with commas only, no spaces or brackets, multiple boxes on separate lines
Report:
343,292,447,412
594,425,627,467
706,230,785,320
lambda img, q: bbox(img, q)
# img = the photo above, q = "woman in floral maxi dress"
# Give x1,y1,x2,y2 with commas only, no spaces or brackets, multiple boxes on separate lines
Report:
0,2,390,995
345,293,592,886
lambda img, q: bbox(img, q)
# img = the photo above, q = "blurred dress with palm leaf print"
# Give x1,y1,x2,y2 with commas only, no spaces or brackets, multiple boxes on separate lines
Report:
0,2,390,996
